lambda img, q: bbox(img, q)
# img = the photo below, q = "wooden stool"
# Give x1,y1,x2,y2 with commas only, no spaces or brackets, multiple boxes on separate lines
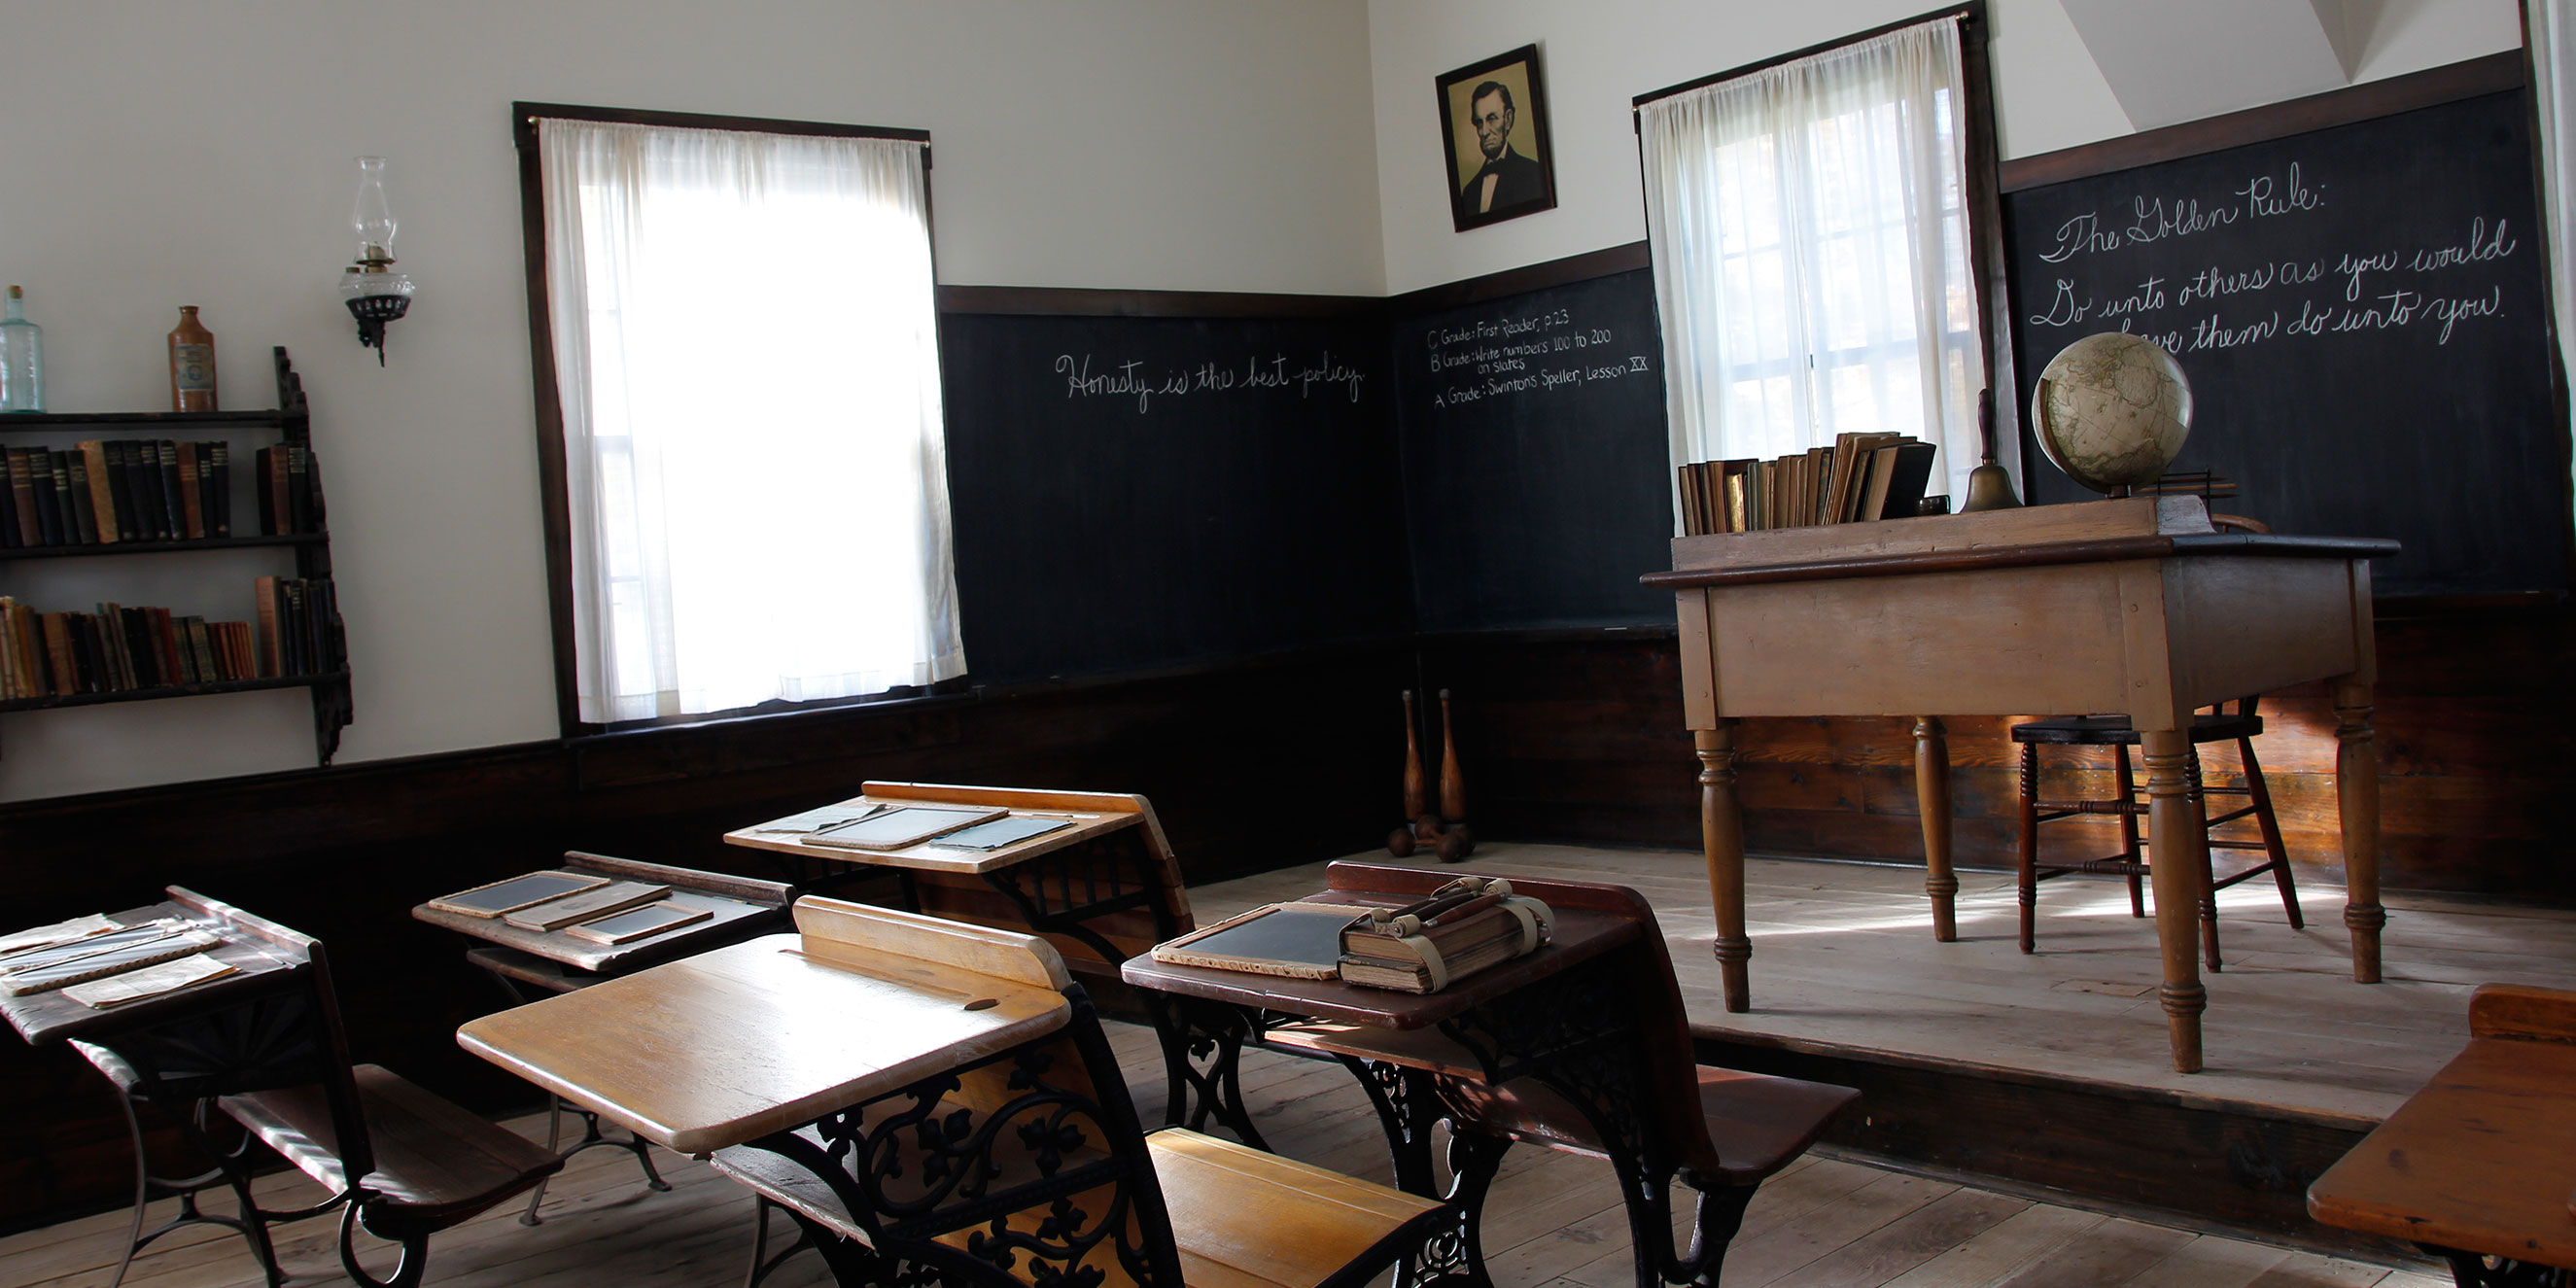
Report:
2013,696,2302,970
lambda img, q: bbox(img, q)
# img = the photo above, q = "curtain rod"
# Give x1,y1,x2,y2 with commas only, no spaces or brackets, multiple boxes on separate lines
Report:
1631,2,1980,117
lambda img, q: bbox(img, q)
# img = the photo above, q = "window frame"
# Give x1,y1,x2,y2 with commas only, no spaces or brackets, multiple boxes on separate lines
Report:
1629,2,2015,484
510,102,946,738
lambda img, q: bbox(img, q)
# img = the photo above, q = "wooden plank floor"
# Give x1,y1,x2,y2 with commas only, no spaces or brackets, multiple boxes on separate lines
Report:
1201,844,2576,1122
7,846,2535,1287
0,1026,2452,1288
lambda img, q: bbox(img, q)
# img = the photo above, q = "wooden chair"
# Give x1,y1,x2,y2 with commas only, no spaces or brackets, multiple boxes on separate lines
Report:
200,896,563,1288
2012,694,2301,969
707,900,1457,1288
1266,862,1861,1288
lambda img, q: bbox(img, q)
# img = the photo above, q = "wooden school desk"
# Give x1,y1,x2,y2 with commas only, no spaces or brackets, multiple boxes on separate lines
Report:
1121,868,1650,1284
2309,984,2576,1285
1639,497,2397,1073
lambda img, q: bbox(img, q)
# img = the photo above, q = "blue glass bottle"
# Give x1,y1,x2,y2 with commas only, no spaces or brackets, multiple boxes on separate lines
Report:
0,286,43,413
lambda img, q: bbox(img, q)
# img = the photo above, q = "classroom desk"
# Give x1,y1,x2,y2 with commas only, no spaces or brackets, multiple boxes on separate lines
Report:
409,854,791,992
722,782,1189,974
458,930,1072,1156
1122,884,1644,1281
1639,497,2397,1073
2,893,321,1287
2309,984,2576,1285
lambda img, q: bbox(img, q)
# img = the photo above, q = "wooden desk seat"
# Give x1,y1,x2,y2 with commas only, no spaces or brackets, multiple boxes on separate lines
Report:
221,1065,560,1225
715,1126,1444,1288
697,899,1451,1288
204,900,563,1288
1267,1023,1852,1187
1268,863,1861,1287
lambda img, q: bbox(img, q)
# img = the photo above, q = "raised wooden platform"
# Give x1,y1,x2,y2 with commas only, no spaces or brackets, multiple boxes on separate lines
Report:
1197,843,2576,1253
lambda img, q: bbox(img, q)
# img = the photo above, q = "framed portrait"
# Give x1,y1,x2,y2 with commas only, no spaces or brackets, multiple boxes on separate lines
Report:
1437,44,1556,232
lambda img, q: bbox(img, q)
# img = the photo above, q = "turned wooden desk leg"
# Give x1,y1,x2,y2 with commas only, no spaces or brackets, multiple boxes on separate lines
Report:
2141,729,2210,1073
1914,716,1958,943
2335,679,2385,985
1698,723,1751,1013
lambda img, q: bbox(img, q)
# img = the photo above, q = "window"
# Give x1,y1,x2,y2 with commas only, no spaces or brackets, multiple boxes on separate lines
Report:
516,106,964,728
1637,9,2008,509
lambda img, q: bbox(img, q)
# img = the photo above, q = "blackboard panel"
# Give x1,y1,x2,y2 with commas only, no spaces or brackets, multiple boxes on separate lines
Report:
940,313,1407,684
2004,90,2565,594
1394,268,1672,630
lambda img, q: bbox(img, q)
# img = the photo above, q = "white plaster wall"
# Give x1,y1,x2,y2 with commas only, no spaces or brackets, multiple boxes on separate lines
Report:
0,0,1383,801
1365,0,2523,295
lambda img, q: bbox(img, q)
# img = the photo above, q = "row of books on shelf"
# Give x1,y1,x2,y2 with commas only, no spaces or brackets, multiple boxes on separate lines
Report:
0,577,342,701
1,439,328,550
1678,434,1938,536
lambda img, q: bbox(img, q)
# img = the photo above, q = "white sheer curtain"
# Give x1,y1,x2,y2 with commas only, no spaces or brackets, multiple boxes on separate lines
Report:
1640,17,1994,520
540,119,964,722
2530,0,2576,520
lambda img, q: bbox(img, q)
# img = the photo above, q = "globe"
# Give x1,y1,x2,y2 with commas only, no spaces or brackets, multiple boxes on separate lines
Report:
2030,332,2193,494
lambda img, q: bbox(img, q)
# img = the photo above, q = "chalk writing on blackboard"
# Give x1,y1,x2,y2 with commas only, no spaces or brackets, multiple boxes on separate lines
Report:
1053,350,1367,413
1418,302,1654,410
2024,154,2524,356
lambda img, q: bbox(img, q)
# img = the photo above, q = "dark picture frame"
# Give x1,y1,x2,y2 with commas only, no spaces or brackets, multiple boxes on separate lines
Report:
1438,44,1556,231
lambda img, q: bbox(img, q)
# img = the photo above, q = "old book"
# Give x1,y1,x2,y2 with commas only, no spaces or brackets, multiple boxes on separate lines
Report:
285,445,311,535
301,445,325,529
1874,441,1939,520
130,440,165,540
429,870,610,919
184,617,218,684
206,441,230,537
1677,464,1702,536
562,902,712,946
75,442,119,543
253,446,274,534
175,441,204,539
253,577,282,678
42,613,76,697
502,881,672,932
27,450,62,546
0,456,17,547
801,804,1008,851
153,440,184,540
104,441,139,540
0,601,20,699
7,450,39,546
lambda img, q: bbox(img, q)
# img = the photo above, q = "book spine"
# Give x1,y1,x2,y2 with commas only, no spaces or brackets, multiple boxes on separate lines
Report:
132,441,167,540
155,440,184,540
77,442,119,544
7,450,39,546
286,445,311,535
104,440,139,541
206,441,229,538
62,451,97,545
253,576,281,678
29,449,63,546
0,452,17,548
175,441,204,540
301,445,325,530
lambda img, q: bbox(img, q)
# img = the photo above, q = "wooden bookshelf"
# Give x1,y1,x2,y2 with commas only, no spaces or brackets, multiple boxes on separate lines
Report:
0,348,352,766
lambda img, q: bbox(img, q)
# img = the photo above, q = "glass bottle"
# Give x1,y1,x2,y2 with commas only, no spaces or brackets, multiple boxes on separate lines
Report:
0,287,43,413
168,305,217,412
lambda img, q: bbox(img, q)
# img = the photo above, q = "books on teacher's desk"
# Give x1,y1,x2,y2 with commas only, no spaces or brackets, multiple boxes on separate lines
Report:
1677,433,1938,536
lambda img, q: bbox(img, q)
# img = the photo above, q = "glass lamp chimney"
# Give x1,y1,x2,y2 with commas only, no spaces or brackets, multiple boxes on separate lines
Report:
340,155,414,365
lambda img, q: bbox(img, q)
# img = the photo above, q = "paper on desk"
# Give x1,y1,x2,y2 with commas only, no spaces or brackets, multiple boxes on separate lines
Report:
0,914,120,957
61,953,236,1009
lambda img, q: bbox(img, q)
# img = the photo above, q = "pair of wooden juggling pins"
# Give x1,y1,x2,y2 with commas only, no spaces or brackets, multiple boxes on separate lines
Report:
1389,688,1474,862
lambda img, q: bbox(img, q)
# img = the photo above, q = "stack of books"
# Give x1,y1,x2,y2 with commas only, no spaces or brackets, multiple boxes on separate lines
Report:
1335,878,1551,994
1678,433,1938,536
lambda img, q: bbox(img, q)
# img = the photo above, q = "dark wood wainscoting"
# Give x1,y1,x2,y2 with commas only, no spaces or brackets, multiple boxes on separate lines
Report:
1416,599,2574,900
0,644,1410,1225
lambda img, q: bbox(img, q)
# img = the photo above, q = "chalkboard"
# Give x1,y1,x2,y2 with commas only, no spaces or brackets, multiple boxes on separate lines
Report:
941,312,1408,684
1393,268,1673,630
2004,89,2566,594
